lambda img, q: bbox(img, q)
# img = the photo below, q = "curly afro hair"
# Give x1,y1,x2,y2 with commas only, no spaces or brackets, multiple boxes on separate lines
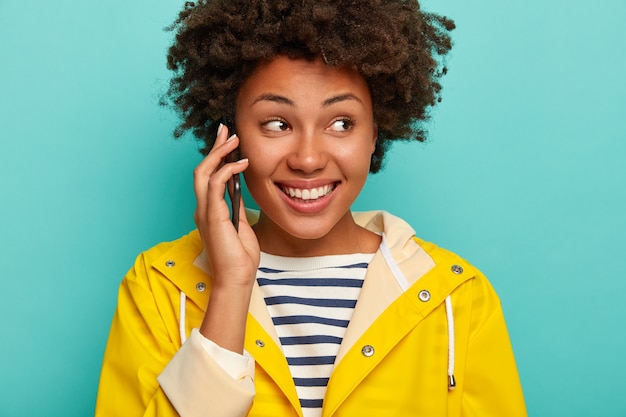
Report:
164,0,454,173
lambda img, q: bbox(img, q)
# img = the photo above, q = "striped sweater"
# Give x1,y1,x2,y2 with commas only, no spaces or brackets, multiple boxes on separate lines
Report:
257,251,375,417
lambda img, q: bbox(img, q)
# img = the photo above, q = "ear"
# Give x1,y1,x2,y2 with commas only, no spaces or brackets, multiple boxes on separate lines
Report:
370,123,379,154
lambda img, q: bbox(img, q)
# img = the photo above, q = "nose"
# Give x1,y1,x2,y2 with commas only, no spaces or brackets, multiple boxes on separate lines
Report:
285,133,329,174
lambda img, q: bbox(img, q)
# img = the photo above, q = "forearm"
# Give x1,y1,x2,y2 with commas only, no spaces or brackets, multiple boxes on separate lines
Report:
200,281,254,354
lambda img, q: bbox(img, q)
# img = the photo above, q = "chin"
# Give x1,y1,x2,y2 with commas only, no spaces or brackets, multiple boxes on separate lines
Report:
280,218,336,241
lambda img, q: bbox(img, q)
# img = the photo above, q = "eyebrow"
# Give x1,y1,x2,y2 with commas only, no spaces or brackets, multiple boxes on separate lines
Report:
251,93,363,108
252,94,294,107
322,93,363,107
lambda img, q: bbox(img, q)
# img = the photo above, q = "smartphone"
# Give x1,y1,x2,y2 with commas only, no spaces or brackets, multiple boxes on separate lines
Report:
223,119,241,231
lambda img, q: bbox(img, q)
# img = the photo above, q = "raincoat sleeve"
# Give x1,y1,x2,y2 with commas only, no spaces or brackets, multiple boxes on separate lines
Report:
95,251,255,417
460,274,527,417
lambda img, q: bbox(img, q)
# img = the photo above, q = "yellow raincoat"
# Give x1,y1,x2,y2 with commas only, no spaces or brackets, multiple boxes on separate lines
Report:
96,211,526,416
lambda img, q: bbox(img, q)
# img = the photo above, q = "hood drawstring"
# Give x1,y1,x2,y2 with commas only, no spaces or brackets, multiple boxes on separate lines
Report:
179,291,188,345
177,235,457,391
379,235,456,391
379,234,410,290
445,295,456,390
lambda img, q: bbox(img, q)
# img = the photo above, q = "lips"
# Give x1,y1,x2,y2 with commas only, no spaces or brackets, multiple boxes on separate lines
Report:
280,183,337,201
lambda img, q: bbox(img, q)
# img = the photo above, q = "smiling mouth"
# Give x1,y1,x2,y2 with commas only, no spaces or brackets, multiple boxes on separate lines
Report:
280,183,337,201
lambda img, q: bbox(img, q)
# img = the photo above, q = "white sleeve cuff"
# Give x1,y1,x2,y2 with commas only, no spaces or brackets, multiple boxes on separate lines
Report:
198,329,255,382
158,328,255,417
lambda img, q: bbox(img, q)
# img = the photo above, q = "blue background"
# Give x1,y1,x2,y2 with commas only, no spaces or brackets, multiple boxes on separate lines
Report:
1,0,625,415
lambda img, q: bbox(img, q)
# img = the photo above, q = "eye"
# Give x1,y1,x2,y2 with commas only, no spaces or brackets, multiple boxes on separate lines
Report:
262,119,289,132
328,118,354,132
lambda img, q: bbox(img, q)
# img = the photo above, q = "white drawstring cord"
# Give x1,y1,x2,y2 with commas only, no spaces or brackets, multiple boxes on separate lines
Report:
445,295,456,390
379,234,410,291
179,291,187,345
382,233,456,391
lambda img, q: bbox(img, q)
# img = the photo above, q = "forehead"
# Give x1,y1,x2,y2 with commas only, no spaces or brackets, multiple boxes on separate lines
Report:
237,55,372,107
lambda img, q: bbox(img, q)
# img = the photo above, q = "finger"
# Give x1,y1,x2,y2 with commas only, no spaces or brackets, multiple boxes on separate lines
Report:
194,134,240,218
201,159,250,262
215,159,248,200
213,122,231,146
196,131,238,181
194,123,236,184
196,158,249,237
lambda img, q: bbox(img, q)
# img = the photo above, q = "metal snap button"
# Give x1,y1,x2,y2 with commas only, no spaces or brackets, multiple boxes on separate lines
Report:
361,345,375,357
451,265,463,275
165,260,175,268
255,339,265,348
196,282,206,292
418,290,431,302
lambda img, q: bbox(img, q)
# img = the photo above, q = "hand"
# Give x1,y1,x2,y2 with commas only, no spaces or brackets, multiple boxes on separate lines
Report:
193,123,259,290
194,124,260,352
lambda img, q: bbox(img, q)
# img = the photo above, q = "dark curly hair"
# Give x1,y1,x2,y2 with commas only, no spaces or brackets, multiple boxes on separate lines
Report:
164,0,454,173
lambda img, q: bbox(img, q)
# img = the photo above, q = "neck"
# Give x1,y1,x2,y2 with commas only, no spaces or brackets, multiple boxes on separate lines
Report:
253,211,381,257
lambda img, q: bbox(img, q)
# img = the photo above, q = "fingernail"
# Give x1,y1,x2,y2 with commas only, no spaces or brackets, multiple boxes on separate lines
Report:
226,134,236,142
237,158,249,164
217,123,224,136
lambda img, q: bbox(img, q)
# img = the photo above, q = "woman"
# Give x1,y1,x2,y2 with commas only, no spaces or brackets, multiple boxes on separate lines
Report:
96,1,527,416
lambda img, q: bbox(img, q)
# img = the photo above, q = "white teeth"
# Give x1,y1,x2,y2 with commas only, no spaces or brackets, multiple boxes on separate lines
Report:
283,184,334,201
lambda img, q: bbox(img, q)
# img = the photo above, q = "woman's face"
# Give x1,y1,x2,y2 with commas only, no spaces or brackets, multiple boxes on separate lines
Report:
235,56,377,255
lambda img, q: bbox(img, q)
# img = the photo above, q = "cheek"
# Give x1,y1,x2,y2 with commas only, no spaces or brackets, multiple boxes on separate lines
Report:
242,161,264,188
338,151,372,186
242,166,268,207
348,142,375,170
240,141,273,177
241,151,280,196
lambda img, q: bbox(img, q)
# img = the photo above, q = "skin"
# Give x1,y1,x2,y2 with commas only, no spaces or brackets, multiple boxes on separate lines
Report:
195,56,381,353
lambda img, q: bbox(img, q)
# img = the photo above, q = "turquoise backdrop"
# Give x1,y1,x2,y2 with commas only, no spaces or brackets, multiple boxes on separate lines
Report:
1,0,625,415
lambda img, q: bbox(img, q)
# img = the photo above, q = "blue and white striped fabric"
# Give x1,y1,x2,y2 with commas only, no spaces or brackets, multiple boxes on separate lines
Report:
257,252,375,417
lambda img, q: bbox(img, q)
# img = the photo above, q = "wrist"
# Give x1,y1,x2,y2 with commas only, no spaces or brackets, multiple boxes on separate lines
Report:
210,274,255,292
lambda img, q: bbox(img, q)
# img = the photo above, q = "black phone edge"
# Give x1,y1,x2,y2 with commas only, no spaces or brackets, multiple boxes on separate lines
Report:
222,118,241,231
